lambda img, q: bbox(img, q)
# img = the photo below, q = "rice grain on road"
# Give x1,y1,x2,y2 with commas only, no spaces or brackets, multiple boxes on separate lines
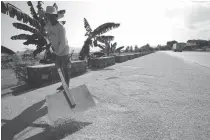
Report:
1,51,210,140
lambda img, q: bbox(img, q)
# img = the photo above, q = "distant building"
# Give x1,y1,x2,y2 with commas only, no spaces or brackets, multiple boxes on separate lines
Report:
186,42,197,47
179,42,187,46
184,41,198,51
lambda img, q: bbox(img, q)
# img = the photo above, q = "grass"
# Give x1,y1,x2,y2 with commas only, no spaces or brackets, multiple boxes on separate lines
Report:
1,69,19,90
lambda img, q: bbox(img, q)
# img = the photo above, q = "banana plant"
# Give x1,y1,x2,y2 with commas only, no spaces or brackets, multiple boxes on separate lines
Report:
108,42,124,56
1,45,15,55
98,42,124,56
134,45,139,52
79,18,120,60
1,1,66,63
104,41,115,56
115,46,124,55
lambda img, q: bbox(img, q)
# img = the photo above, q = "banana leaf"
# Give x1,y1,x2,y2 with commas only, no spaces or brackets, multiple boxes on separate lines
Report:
11,33,39,40
1,1,8,14
96,35,114,43
115,46,124,52
111,42,117,53
23,37,46,46
37,1,44,11
11,34,32,40
1,1,41,29
13,23,38,33
84,18,92,36
27,1,38,20
92,22,120,37
53,3,58,10
97,44,106,51
33,46,46,56
1,45,15,55
58,10,65,15
60,21,66,25
8,3,17,18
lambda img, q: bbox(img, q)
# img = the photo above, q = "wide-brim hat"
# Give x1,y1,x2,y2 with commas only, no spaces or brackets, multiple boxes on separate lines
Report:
45,6,58,15
45,6,65,20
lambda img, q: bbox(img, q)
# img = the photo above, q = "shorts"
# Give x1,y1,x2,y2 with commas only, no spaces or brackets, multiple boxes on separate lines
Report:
55,55,71,69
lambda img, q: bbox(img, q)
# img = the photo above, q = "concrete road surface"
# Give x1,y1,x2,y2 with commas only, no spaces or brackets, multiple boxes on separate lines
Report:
1,51,210,140
164,51,210,68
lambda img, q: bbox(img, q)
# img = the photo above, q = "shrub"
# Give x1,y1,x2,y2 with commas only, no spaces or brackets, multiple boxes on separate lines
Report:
9,49,38,84
1,54,14,69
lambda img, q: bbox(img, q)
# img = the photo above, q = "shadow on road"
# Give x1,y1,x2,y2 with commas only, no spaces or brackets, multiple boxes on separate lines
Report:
1,72,86,97
23,120,92,140
1,99,92,140
1,100,48,140
89,67,115,71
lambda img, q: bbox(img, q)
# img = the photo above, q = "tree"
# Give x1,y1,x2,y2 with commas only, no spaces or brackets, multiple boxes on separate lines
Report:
130,46,133,52
79,18,120,60
155,44,162,51
124,46,129,52
134,45,139,52
139,43,154,52
1,49,38,83
1,1,66,64
166,40,177,50
187,39,208,48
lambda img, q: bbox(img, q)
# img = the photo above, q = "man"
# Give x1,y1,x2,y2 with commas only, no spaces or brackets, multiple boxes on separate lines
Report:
45,6,70,90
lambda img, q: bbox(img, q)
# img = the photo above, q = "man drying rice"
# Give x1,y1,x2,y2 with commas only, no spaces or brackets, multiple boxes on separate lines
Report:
45,6,70,90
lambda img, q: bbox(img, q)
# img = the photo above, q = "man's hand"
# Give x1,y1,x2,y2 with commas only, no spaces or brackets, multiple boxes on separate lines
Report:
46,43,51,49
44,37,50,44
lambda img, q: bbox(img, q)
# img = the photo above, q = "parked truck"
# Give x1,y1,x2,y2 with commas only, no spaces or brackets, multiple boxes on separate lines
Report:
172,43,186,52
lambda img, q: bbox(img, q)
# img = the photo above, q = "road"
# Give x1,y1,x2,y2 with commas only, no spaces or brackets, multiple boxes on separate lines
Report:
1,51,210,140
164,51,210,68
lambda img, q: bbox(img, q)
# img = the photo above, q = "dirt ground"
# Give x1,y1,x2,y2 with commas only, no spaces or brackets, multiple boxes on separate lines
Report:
1,51,210,140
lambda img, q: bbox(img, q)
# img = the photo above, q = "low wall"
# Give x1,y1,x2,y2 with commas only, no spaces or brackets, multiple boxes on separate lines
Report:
137,53,142,57
90,56,115,68
140,52,148,56
27,60,87,87
115,55,129,63
127,54,135,60
206,48,210,52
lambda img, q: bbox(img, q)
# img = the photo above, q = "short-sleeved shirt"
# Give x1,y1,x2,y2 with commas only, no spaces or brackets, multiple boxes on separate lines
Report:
45,22,69,56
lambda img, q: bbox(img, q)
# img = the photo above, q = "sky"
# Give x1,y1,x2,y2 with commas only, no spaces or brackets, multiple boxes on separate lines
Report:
1,0,210,52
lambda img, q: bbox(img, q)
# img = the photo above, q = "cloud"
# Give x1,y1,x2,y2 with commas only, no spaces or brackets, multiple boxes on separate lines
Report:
187,3,210,25
165,2,210,30
192,20,210,32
